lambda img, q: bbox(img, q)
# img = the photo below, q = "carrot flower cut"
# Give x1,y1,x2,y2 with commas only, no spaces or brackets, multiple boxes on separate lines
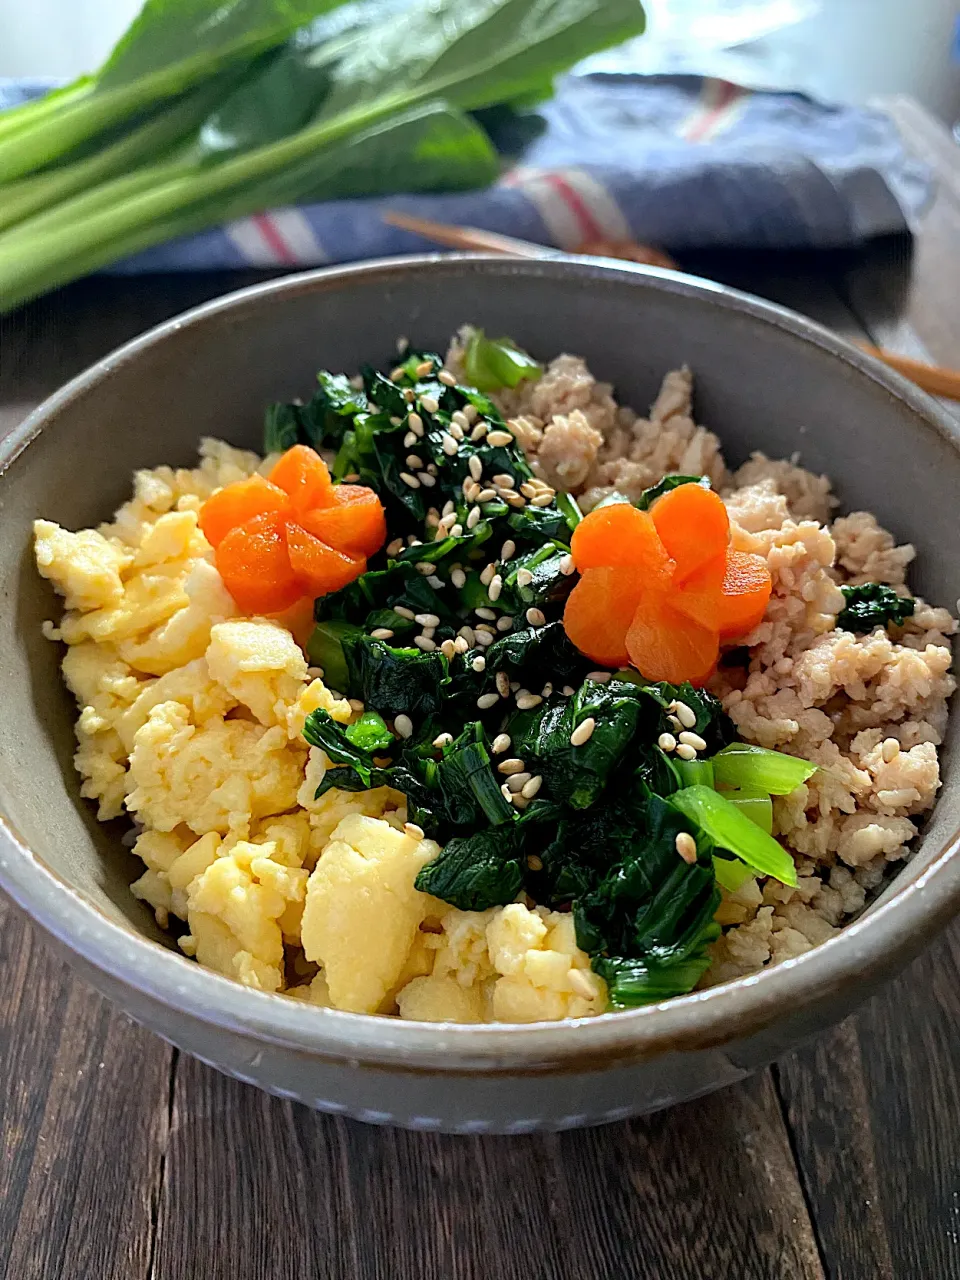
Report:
563,484,772,685
199,445,385,613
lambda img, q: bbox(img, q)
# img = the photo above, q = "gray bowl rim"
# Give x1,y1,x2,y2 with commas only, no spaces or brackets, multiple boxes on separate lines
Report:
2,252,959,1073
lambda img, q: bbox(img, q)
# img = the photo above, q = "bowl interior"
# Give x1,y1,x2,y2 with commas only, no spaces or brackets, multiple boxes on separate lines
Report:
2,256,958,955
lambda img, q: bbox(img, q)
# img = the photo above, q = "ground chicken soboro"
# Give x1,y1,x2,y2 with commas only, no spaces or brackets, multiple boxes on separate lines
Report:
34,343,956,1018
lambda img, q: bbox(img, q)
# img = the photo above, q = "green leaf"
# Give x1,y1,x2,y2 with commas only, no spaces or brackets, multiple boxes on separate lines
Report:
344,709,395,754
461,329,542,392
722,786,773,834
305,618,362,693
669,785,797,887
303,706,389,786
837,582,915,633
712,744,816,795
414,825,525,910
594,949,718,1007
634,474,709,511
712,855,755,893
342,635,451,719
263,400,306,453
674,758,714,789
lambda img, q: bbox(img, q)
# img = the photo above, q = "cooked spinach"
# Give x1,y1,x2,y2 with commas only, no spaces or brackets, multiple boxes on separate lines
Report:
341,635,450,719
414,825,526,910
838,582,915,632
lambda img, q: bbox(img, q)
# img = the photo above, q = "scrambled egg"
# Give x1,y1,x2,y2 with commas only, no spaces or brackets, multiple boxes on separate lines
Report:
34,438,606,1022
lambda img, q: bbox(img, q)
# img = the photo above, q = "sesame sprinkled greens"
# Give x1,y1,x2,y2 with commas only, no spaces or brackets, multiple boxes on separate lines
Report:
838,582,915,633
290,339,814,1009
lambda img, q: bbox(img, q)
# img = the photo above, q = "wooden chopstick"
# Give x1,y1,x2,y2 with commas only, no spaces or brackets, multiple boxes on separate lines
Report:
382,211,960,403
857,344,960,402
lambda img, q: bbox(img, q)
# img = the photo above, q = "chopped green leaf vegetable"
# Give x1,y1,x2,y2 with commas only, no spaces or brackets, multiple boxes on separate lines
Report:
344,710,395,755
838,582,915,632
670,785,797,887
414,825,525,910
712,743,816,795
722,786,773,834
461,329,542,392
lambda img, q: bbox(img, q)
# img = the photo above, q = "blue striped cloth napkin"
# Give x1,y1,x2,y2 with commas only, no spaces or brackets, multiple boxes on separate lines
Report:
1,73,930,272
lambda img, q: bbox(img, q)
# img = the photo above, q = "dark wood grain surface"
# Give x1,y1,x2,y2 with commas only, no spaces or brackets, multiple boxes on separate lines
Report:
2,100,959,1280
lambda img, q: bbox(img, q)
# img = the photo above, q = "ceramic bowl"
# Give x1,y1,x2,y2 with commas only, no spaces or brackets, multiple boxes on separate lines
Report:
2,255,959,1133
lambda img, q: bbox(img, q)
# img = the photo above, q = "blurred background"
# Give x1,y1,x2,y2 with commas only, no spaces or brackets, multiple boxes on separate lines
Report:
3,0,959,123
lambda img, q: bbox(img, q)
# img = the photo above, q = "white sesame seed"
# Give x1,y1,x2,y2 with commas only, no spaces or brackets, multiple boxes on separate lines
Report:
501,539,516,560
416,562,434,575
881,737,900,763
559,554,576,576
401,390,415,405
371,627,394,640
419,472,436,487
496,670,510,697
440,639,456,660
516,692,542,710
521,775,543,799
501,782,513,802
343,473,361,483
516,568,534,588
531,493,554,507
390,367,405,382
453,636,469,654
587,671,611,683
526,854,544,872
462,404,479,424
497,616,513,632
476,607,497,620
390,416,403,426
415,360,433,377
441,434,459,456
541,682,553,697
427,575,444,589
510,681,521,693
407,536,422,547
405,822,425,843
463,482,481,505
477,692,500,710
348,699,365,713
438,369,457,386
407,412,424,435
475,488,496,503
451,409,469,428
451,568,467,589
658,732,677,752
475,630,494,647
676,743,697,761
415,612,440,627
668,714,682,731
675,832,698,864
505,492,526,508
396,336,409,355
470,423,488,441
406,453,424,470
433,732,453,748
492,734,511,754
507,772,531,792
480,562,497,586
466,506,482,530
488,574,503,602
471,655,486,672
674,702,698,729
678,731,708,752
512,793,530,810
498,757,526,774
570,717,596,747
420,395,439,414
400,471,421,489
414,635,436,652
459,625,476,645
468,455,483,481
386,538,404,556
404,431,417,448
520,482,539,499
394,714,413,739
445,523,460,539
487,430,513,447
393,605,415,620
449,422,465,442
526,607,546,627
442,499,455,517
493,474,515,488
476,623,495,635
562,685,575,697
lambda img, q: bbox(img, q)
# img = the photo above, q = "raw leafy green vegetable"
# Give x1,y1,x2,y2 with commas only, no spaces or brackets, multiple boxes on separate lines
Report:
670,785,797,887
712,743,816,795
634,474,710,511
837,582,915,632
461,329,542,392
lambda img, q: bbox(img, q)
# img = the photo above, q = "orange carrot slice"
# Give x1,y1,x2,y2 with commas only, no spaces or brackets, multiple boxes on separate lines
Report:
286,523,366,598
571,504,675,584
198,474,291,548
269,444,334,513
216,511,303,615
671,552,726,630
651,483,729,583
625,593,719,686
562,566,647,668
299,485,386,558
717,550,772,639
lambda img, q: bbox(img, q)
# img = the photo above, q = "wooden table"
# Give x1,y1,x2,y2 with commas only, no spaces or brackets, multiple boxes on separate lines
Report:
2,99,959,1280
